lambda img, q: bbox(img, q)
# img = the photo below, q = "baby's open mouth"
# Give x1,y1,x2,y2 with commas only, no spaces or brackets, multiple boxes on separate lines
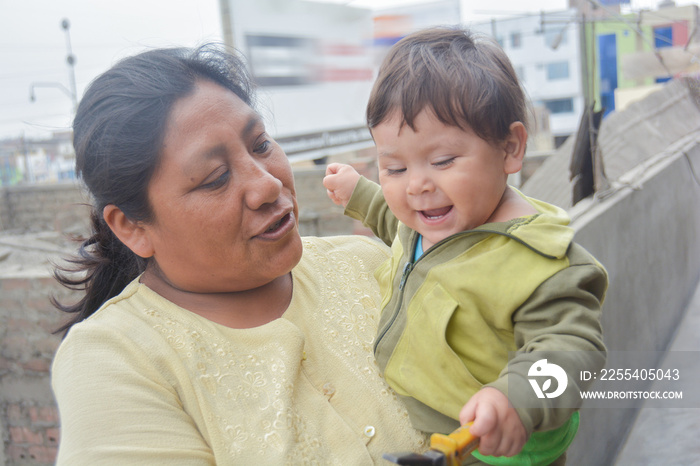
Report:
420,206,452,220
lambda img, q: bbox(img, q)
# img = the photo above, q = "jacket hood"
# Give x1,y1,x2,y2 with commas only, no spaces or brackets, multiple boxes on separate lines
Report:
474,189,574,260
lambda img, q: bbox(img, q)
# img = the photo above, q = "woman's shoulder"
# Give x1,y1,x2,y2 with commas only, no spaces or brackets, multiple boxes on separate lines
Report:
53,279,177,360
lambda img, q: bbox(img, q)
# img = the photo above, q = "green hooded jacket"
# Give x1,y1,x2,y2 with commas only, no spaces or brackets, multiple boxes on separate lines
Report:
345,177,608,465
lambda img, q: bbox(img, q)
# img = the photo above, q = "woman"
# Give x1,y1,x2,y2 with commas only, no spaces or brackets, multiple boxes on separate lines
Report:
51,45,428,464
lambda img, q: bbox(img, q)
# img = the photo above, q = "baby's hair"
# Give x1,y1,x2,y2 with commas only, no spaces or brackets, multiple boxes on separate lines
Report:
367,26,527,144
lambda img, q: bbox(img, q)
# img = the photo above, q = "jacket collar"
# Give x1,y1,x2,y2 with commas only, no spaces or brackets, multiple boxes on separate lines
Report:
400,189,574,260
474,194,573,259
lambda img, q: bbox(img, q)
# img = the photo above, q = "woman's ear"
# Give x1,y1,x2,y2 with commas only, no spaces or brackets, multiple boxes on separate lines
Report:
102,205,154,259
503,122,528,175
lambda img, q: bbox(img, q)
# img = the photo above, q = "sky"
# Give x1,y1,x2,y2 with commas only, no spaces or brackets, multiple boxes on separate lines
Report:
0,0,696,140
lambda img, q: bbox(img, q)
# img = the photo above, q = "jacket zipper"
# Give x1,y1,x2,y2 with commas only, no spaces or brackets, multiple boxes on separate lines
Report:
373,232,468,353
373,223,557,353
374,262,412,352
374,231,423,352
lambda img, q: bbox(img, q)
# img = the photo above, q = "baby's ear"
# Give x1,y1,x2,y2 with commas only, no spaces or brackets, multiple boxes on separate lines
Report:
102,204,155,259
503,122,527,175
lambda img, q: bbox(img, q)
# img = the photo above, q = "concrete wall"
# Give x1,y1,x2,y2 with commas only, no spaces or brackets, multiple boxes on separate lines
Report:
565,133,700,464
0,184,91,234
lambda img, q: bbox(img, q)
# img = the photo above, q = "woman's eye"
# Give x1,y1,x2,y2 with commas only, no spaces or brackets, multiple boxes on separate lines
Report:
201,170,230,190
254,139,271,154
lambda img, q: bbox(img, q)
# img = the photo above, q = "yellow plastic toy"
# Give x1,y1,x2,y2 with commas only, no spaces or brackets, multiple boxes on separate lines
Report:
383,422,479,466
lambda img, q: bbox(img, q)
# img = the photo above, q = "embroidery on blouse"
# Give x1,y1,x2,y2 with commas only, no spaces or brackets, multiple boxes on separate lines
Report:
302,239,427,452
142,238,426,463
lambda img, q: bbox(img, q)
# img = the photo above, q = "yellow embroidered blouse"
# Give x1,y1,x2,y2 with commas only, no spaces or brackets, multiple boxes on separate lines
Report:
51,236,428,465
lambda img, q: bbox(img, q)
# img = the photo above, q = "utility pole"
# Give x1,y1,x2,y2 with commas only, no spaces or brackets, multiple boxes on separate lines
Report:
29,18,78,117
21,132,33,184
219,0,235,49
579,12,591,110
61,19,78,115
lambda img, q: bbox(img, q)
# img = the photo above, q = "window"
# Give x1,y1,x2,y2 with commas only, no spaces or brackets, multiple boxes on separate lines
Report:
246,34,315,86
542,98,574,114
510,32,522,48
544,28,567,49
654,25,673,83
546,61,569,80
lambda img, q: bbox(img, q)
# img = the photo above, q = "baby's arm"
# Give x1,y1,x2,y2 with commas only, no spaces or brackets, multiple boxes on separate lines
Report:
459,244,607,458
323,163,400,246
459,387,527,458
324,163,361,207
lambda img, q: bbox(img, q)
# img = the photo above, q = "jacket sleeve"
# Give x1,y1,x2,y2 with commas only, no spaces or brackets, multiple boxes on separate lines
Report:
344,176,400,247
52,323,216,465
485,243,608,435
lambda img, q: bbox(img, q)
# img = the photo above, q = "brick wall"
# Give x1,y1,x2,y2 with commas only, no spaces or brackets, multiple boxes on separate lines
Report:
0,275,76,465
294,157,378,237
0,184,91,234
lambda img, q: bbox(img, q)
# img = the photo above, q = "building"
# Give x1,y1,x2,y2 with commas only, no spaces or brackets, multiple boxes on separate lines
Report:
602,2,700,113
218,0,463,163
0,132,74,187
219,0,376,163
469,1,700,147
568,0,699,115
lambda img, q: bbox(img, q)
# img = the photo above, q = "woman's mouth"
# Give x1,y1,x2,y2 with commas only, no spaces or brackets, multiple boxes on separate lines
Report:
266,216,286,232
256,212,295,240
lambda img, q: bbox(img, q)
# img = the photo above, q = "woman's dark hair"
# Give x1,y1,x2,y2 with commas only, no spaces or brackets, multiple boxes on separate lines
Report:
367,26,528,143
53,44,255,335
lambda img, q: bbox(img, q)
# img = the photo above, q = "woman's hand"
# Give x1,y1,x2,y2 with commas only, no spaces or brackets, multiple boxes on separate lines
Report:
323,163,361,208
459,387,527,458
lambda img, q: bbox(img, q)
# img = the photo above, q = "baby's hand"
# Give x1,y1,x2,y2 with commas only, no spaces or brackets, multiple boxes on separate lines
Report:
459,387,527,458
323,163,361,208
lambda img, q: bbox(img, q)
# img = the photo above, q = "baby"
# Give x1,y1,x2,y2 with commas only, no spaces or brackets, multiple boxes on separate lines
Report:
324,27,607,465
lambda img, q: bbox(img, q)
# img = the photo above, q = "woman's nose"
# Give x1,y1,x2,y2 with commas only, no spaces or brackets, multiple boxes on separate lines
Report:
406,169,434,196
242,158,283,210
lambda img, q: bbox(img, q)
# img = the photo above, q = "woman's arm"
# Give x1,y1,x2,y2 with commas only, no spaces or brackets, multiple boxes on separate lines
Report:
52,323,215,465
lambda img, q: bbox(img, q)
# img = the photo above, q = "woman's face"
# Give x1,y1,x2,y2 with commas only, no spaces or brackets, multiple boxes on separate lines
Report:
140,80,302,294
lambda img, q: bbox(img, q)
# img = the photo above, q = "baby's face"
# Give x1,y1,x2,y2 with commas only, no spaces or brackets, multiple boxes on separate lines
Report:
373,109,511,250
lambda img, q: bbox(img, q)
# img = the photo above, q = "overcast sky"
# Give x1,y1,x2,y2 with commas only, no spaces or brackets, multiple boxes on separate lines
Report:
0,0,694,140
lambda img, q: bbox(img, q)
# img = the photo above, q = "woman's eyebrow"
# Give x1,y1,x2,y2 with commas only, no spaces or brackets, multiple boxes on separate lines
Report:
190,115,263,165
243,114,263,138
181,145,226,179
